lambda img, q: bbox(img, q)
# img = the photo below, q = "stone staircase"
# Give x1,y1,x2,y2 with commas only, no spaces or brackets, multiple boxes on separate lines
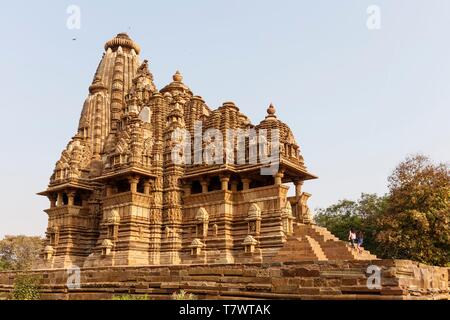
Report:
271,235,327,262
271,223,378,262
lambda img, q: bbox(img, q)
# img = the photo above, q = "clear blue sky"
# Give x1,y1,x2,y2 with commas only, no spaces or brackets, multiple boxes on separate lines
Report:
1,0,449,237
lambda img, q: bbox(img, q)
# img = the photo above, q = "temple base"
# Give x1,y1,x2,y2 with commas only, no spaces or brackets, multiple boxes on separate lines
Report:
0,259,448,300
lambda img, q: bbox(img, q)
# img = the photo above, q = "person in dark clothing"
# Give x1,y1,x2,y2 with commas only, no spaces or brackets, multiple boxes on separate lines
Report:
356,231,364,253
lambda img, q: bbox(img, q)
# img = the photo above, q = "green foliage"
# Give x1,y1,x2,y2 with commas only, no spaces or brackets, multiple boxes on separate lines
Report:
315,154,450,266
0,259,8,271
111,294,150,300
376,155,450,266
0,235,44,271
172,290,197,300
11,274,41,300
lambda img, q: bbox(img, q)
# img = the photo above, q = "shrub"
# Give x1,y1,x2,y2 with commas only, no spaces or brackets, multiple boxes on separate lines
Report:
11,274,40,300
172,290,197,300
111,294,149,300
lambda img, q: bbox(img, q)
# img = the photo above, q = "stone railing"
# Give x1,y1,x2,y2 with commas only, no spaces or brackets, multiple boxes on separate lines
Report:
44,206,87,217
103,192,152,208
183,190,231,206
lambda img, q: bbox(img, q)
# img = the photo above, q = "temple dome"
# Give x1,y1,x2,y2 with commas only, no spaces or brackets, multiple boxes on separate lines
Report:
160,70,193,96
257,103,297,145
104,33,141,54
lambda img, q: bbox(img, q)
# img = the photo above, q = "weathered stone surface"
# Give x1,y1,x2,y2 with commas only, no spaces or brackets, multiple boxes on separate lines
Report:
0,259,448,300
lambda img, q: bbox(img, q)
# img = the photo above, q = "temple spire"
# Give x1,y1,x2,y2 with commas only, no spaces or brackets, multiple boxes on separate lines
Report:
265,103,277,120
173,70,183,82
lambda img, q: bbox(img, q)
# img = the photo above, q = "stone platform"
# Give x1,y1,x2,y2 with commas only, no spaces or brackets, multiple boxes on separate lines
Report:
0,259,448,300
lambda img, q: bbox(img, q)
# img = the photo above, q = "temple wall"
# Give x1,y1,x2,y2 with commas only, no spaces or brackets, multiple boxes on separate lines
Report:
181,185,290,264
1,260,448,300
44,185,293,269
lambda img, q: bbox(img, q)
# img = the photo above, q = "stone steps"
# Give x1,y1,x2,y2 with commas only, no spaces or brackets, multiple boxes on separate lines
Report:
304,235,327,260
293,224,339,242
271,236,327,262
271,223,377,262
295,224,377,260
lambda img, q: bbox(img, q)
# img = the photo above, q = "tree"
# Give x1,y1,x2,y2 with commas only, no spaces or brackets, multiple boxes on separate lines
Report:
315,154,450,266
0,235,44,271
376,155,450,266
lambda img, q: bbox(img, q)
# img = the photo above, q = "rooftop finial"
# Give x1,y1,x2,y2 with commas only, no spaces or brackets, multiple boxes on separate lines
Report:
173,70,183,82
264,103,278,121
267,103,276,115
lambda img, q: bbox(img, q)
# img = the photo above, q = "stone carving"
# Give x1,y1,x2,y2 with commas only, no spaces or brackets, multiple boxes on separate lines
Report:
246,203,262,235
281,201,294,235
195,207,209,238
101,239,114,256
196,207,209,222
104,209,120,225
43,245,54,261
52,138,92,182
299,193,313,224
189,238,205,255
243,235,258,253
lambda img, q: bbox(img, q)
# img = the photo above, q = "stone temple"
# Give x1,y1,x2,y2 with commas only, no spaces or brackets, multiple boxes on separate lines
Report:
0,33,446,300
38,33,377,269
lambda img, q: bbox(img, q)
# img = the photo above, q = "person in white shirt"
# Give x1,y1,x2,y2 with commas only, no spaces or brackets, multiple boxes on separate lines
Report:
348,228,357,249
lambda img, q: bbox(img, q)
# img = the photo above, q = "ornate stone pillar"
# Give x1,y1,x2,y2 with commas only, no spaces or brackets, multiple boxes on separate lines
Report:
67,191,76,206
149,176,163,265
200,179,209,193
48,194,56,208
182,184,191,196
220,175,230,191
242,178,251,190
56,192,63,207
294,180,303,200
106,184,114,197
143,179,151,195
230,180,238,192
128,176,139,193
274,171,284,186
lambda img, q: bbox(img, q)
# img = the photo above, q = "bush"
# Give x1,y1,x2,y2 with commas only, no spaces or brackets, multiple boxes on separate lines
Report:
111,294,149,300
172,290,197,300
11,274,40,300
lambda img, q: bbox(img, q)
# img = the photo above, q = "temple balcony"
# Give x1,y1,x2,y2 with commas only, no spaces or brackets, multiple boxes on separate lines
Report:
182,184,290,224
102,191,152,208
44,205,87,217
234,184,289,203
183,184,289,205
183,189,232,206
